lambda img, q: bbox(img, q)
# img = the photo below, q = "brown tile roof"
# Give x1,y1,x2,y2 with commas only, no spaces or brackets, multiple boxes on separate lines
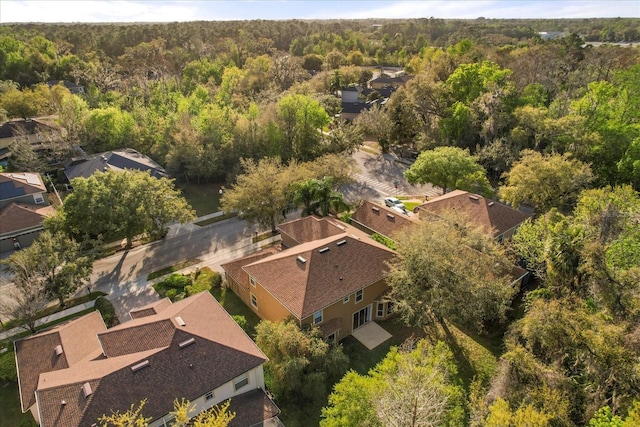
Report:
318,317,342,338
277,215,345,245
415,190,531,237
221,247,281,291
243,234,394,319
0,172,46,200
29,292,268,427
129,297,172,319
350,200,418,239
0,202,55,234
14,311,105,412
228,388,280,427
97,319,175,357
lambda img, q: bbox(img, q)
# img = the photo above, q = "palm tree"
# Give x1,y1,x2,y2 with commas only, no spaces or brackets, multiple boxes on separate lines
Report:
291,177,349,217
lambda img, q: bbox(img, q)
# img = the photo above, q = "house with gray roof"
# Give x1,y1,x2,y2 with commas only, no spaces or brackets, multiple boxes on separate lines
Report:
0,172,54,251
14,292,281,427
63,148,168,184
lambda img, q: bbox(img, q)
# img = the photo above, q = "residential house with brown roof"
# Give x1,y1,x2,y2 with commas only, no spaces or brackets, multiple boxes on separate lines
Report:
414,190,532,242
350,200,419,241
351,198,530,290
0,172,54,251
14,292,281,427
222,217,396,342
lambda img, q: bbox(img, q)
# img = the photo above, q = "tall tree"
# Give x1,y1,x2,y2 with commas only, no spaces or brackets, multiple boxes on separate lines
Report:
387,212,515,330
255,320,349,407
220,157,297,233
499,150,594,214
321,340,465,427
291,177,349,217
49,170,194,247
404,146,492,195
0,249,49,333
277,93,330,161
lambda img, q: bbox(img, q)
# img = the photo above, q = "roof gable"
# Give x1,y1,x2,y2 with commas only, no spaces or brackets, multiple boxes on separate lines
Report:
416,190,531,236
351,200,417,239
243,234,394,318
277,216,345,245
15,311,105,412
0,202,54,234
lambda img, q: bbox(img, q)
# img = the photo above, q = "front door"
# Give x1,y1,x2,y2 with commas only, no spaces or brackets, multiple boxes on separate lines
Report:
353,305,371,330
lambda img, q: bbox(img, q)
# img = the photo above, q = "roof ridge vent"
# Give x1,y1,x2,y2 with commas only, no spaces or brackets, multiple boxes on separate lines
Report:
297,256,307,264
488,201,495,206
131,360,150,372
178,337,196,348
55,345,63,356
350,234,360,240
372,206,380,212
175,316,186,326
387,213,395,219
469,195,480,201
319,247,330,253
336,240,347,246
82,382,92,398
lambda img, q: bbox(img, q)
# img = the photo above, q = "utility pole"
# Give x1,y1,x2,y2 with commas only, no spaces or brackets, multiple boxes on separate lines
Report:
46,173,63,205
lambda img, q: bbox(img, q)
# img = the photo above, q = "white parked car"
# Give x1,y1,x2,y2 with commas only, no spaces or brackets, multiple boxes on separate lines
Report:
384,197,406,210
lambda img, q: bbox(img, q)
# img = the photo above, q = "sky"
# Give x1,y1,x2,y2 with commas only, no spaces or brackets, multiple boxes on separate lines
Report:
0,0,638,23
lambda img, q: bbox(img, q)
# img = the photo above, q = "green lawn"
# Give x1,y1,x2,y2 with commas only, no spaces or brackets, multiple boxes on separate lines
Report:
342,318,424,375
177,182,224,217
210,287,261,337
0,380,36,426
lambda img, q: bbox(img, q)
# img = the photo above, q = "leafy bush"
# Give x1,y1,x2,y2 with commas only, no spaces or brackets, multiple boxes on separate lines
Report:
166,289,178,300
0,350,17,381
185,281,211,296
95,296,119,327
163,273,192,289
371,232,397,250
232,315,248,332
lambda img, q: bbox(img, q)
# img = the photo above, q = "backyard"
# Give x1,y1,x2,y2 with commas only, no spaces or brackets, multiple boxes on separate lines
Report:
177,182,224,217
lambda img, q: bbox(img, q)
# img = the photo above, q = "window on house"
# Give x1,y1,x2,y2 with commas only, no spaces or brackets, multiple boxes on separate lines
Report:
387,302,394,315
205,390,214,401
34,194,44,204
377,302,384,317
234,374,249,391
250,293,258,309
355,289,363,303
313,310,323,324
326,332,336,345
343,295,350,304
249,276,255,287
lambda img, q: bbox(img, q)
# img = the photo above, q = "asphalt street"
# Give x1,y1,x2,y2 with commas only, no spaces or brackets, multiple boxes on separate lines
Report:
0,149,439,323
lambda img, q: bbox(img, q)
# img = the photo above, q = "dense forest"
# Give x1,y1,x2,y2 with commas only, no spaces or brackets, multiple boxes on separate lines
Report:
1,17,639,427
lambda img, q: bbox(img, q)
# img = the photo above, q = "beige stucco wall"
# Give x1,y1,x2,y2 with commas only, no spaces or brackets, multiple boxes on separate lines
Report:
300,278,390,341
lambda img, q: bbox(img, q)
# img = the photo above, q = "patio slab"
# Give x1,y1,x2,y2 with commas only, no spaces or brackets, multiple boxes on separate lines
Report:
351,321,392,350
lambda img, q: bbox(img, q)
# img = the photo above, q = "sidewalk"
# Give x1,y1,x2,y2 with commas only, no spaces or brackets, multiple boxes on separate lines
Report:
100,232,282,323
0,300,96,342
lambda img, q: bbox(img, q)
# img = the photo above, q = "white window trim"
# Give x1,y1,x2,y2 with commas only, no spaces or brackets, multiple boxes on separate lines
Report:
33,194,44,204
377,302,384,317
249,276,256,287
343,295,350,304
204,390,214,401
355,289,363,303
250,293,258,309
313,309,323,325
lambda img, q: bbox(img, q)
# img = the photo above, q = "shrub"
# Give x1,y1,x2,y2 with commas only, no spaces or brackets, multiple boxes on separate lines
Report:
232,315,248,332
95,296,119,327
162,273,192,289
185,281,211,296
166,289,178,300
0,350,17,381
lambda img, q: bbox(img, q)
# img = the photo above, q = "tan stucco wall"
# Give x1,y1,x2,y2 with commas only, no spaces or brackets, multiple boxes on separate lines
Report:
301,278,390,341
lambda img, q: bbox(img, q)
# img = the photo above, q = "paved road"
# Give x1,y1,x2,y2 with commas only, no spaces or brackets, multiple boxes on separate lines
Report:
0,149,440,325
342,150,441,203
